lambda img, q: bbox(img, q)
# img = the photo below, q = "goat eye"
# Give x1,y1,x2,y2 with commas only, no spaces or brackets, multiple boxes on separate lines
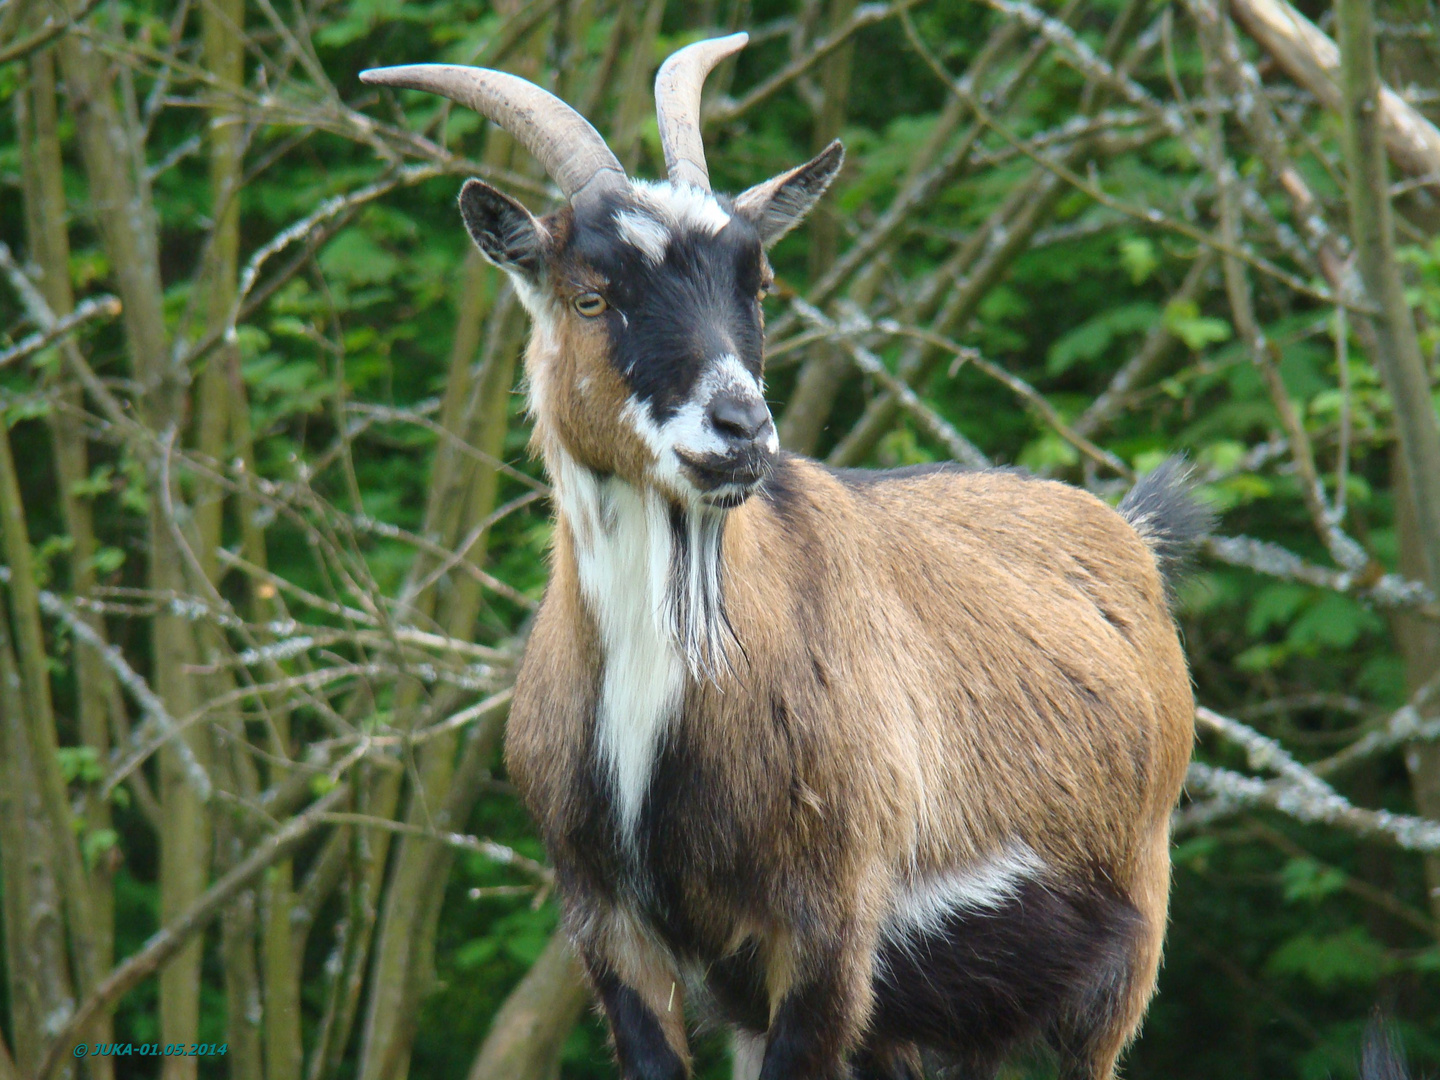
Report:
574,292,607,317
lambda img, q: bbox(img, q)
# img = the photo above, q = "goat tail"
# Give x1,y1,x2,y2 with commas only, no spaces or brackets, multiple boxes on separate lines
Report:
1117,457,1215,596
1362,1013,1413,1080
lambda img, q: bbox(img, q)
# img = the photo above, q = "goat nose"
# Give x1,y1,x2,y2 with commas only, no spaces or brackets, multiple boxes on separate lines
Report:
708,391,772,442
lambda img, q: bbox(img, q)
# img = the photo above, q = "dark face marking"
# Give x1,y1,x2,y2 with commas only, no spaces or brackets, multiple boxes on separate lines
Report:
563,190,768,425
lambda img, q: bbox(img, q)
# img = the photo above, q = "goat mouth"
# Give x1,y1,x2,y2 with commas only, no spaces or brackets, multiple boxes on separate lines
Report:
675,448,773,505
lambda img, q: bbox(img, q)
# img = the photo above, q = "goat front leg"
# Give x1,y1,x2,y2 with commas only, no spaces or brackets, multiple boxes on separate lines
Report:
758,918,877,1080
575,909,691,1080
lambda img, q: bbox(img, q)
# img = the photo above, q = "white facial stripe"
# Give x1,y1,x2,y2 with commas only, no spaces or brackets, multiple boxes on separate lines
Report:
620,353,773,497
629,179,732,236
708,352,765,397
615,209,670,265
884,844,1046,944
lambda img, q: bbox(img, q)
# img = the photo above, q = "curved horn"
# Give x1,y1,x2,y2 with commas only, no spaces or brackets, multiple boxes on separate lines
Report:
654,32,748,190
359,65,626,202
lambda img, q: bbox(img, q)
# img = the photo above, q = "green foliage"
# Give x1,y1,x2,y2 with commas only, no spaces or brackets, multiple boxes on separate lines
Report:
1280,858,1349,905
1268,928,1395,989
1163,297,1232,351
1046,302,1159,375
2,0,1440,1077
57,744,105,785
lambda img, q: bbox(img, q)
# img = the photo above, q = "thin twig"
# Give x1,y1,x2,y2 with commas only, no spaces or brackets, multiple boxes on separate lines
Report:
35,785,351,1080
705,0,925,124
0,295,120,369
1180,761,1440,851
789,300,991,469
0,0,102,65
318,812,553,883
875,316,1136,479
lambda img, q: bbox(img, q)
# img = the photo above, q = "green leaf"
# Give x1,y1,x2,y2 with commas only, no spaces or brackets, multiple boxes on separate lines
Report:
1411,946,1440,972
1287,593,1379,651
1046,303,1158,374
1247,583,1310,636
82,828,119,871
57,746,104,785
1267,928,1393,988
876,427,936,468
502,927,552,966
1207,474,1272,511
1164,298,1232,350
1118,236,1159,283
1018,430,1079,471
1197,440,1247,473
453,938,499,971
90,547,126,575
1132,449,1171,476
309,774,339,797
319,231,400,286
69,464,115,499
1171,835,1219,870
313,0,406,46
1279,857,1347,904
1235,642,1289,672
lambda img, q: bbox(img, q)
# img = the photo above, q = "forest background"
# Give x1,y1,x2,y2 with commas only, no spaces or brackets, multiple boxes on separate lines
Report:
2,0,1440,1076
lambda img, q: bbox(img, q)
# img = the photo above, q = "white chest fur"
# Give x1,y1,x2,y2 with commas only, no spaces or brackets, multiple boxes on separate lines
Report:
554,454,687,844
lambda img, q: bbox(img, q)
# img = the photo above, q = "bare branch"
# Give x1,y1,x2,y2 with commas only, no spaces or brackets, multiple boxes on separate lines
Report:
35,785,351,1080
1180,761,1440,851
0,295,120,370
1229,0,1440,180
0,0,101,66
22,579,215,804
788,300,991,468
1202,534,1439,616
705,0,925,124
318,813,553,884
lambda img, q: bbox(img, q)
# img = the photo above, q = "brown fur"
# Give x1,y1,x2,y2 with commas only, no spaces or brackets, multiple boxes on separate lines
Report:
508,455,1194,1076
525,211,659,488
390,49,1190,1076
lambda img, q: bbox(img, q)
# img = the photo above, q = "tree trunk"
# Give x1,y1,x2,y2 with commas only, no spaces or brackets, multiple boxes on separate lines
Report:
1337,0,1440,924
15,36,115,1079
57,13,209,1075
828,0,1152,467
1231,0,1440,179
466,935,590,1080
1391,452,1440,923
0,588,76,1080
355,16,549,1077
775,0,860,455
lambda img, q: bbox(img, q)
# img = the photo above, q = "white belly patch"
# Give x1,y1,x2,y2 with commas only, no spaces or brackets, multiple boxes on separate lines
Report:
883,844,1047,945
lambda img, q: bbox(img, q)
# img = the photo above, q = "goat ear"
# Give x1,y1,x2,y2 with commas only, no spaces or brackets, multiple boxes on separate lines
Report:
459,179,550,282
732,140,844,247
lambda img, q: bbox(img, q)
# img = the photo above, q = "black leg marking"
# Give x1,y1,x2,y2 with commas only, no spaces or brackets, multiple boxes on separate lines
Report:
705,939,770,1032
849,1046,923,1080
871,876,1143,1068
592,969,687,1080
758,981,848,1080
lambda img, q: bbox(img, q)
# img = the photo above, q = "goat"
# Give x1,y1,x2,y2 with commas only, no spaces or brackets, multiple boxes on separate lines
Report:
363,33,1208,1080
